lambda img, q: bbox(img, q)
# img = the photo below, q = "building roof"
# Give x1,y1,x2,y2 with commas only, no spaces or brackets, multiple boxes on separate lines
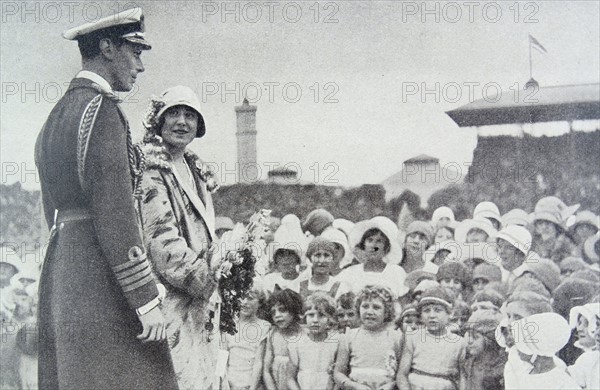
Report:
403,154,439,164
268,167,298,177
446,82,600,127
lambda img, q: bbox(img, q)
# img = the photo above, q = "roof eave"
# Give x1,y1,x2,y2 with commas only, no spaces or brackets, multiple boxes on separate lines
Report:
446,101,600,127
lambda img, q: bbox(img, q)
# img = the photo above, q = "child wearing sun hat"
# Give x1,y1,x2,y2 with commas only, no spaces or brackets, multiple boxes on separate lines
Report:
436,262,472,302
510,312,581,389
531,196,579,264
432,206,456,230
472,263,503,293
473,201,502,230
455,218,497,244
568,303,600,390
402,221,434,273
518,257,562,295
559,257,590,279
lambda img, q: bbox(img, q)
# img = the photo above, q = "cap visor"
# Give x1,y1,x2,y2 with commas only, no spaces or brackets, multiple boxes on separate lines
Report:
124,37,151,49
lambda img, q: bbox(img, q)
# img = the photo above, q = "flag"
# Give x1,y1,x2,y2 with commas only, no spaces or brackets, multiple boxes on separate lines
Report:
529,34,547,54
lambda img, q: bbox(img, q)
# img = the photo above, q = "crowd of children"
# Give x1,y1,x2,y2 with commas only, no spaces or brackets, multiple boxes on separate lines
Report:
0,247,39,389
215,196,600,390
2,195,600,389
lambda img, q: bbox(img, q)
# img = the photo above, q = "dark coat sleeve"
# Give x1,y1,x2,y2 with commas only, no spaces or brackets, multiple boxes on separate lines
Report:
84,96,158,309
34,123,56,230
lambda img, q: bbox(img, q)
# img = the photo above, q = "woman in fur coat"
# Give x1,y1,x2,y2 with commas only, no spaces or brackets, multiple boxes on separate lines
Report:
139,86,223,389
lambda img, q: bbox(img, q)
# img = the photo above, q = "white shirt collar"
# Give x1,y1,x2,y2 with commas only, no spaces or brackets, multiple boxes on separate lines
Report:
512,263,527,278
501,262,528,285
76,71,113,93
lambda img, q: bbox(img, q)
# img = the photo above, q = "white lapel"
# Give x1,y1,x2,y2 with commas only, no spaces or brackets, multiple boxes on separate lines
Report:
171,164,216,240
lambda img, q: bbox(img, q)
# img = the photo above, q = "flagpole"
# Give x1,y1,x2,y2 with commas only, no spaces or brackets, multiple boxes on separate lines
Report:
529,36,533,79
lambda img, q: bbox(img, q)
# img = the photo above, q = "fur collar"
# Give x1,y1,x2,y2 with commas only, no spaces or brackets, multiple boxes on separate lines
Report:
140,138,219,192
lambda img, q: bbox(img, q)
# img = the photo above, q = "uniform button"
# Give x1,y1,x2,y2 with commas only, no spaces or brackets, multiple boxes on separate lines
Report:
59,223,65,230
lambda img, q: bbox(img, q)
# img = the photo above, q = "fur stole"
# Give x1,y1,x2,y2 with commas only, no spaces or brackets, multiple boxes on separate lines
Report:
140,137,219,192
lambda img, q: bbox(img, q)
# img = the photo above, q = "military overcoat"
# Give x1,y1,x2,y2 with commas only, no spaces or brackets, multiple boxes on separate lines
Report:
35,77,178,389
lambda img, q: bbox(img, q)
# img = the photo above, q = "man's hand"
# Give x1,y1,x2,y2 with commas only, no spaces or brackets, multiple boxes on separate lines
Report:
137,305,166,343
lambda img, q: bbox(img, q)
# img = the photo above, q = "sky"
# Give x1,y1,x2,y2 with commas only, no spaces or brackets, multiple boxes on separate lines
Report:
1,0,599,190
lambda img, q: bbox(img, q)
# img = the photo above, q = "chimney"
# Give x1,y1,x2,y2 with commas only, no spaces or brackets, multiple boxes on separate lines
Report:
235,98,258,184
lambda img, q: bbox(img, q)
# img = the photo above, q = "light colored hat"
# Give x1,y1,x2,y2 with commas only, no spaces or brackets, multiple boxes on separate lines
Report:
559,257,589,274
583,233,600,263
332,218,355,238
474,201,502,227
432,207,455,225
281,214,301,227
154,86,206,138
456,242,499,265
568,210,600,233
569,303,600,338
472,263,502,283
306,237,338,259
417,286,453,310
423,240,460,264
513,312,572,358
400,304,418,319
414,279,440,294
533,196,580,229
436,262,472,287
215,216,235,232
502,209,530,227
302,209,335,236
522,257,561,293
320,228,353,269
455,218,497,244
467,310,502,340
269,216,309,266
405,220,434,245
405,270,437,291
496,225,532,255
349,216,402,265
62,7,151,49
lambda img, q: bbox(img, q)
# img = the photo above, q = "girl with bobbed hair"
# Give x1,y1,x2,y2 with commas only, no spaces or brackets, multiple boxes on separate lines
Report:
334,285,403,390
263,287,304,390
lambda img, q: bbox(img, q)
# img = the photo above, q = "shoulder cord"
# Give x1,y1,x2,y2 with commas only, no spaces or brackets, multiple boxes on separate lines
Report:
126,128,145,199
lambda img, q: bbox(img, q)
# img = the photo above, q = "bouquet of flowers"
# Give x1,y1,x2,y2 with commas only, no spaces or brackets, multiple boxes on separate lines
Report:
206,209,271,335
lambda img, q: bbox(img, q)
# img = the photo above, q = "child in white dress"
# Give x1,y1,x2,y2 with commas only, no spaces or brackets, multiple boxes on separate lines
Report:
263,287,303,390
287,292,339,390
224,283,271,390
334,285,403,390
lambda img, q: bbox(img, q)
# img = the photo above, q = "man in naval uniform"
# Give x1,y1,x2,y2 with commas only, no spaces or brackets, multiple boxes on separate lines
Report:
35,8,178,389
